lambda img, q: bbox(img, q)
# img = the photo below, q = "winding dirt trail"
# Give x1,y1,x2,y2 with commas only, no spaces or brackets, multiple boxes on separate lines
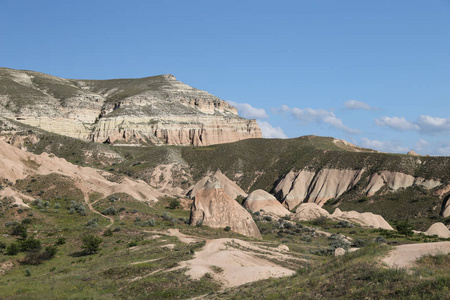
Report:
82,192,114,228
382,241,450,268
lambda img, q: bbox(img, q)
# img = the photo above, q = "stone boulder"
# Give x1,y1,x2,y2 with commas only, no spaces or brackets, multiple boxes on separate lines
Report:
243,189,291,217
425,222,450,238
334,248,346,257
187,170,247,200
332,208,393,230
189,177,262,239
292,203,331,221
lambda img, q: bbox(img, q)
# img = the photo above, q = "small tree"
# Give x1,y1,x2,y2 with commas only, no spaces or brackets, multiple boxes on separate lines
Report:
395,220,414,237
168,198,181,209
5,243,20,255
81,234,102,254
11,224,28,240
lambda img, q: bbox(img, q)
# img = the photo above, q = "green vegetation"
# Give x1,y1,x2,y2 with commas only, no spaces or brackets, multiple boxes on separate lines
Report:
210,246,450,299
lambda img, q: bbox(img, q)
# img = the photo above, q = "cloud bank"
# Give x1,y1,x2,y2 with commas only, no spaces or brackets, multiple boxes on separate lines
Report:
344,100,377,111
228,101,269,119
278,105,360,134
257,121,287,139
375,115,450,134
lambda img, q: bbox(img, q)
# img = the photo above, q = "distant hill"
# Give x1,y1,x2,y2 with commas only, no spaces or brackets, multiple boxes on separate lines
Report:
0,68,261,146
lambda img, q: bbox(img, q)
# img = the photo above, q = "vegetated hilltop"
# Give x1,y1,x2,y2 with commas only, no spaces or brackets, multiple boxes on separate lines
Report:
0,67,261,146
1,114,449,229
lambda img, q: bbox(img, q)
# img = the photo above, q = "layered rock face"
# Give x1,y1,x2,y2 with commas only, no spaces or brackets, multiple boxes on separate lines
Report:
364,171,441,197
243,189,291,217
189,177,262,239
0,68,262,146
274,169,365,209
275,168,443,209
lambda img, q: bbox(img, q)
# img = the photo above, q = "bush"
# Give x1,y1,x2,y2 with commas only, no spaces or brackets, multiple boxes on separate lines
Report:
68,201,86,216
374,236,387,244
0,241,7,252
395,221,414,237
168,198,181,209
11,224,28,239
337,220,354,228
19,237,42,252
5,243,20,255
263,216,272,222
81,235,102,254
224,226,231,232
103,229,113,237
102,207,117,216
56,237,66,245
21,246,58,265
85,217,99,229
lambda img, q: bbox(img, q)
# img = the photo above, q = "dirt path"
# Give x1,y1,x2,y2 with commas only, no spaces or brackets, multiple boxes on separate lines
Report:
382,241,450,269
82,192,114,228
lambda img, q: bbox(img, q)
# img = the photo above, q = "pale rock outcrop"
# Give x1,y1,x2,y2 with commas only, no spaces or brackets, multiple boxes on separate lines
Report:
189,177,262,239
0,139,162,202
243,189,291,217
275,169,364,209
365,171,441,197
293,203,331,221
442,196,450,218
0,187,33,207
407,150,420,156
334,248,346,257
425,222,450,238
332,208,393,230
187,170,247,200
0,68,262,146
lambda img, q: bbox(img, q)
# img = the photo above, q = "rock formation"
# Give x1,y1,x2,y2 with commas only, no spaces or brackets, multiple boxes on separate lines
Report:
364,171,441,197
332,208,393,230
274,169,365,209
425,222,450,238
187,170,247,200
243,189,291,217
0,68,262,146
274,168,442,209
0,139,161,202
293,203,331,221
407,150,420,156
189,177,262,239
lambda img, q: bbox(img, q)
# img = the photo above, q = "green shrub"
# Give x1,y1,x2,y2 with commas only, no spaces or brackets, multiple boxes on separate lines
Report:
102,207,117,216
224,226,231,232
56,237,66,245
19,237,42,252
81,235,102,254
11,224,28,239
5,243,20,255
103,229,113,237
168,198,181,209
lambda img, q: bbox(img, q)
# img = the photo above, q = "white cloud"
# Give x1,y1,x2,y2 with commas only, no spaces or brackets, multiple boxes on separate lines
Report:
360,137,409,154
375,116,419,131
344,100,377,111
257,121,288,139
277,105,360,134
416,115,450,134
228,101,269,119
415,139,430,153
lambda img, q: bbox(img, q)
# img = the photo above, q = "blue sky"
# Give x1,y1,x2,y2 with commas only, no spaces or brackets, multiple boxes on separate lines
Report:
1,0,449,155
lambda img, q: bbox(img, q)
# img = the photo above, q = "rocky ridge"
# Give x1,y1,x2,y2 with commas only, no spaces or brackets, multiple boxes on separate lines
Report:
0,68,261,146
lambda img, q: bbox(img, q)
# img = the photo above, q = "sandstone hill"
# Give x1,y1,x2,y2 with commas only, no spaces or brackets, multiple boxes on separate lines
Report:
243,189,291,217
0,68,261,146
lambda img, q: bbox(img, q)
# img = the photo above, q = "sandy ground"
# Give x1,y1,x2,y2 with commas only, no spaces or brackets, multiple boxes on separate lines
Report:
382,241,450,268
156,229,298,288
